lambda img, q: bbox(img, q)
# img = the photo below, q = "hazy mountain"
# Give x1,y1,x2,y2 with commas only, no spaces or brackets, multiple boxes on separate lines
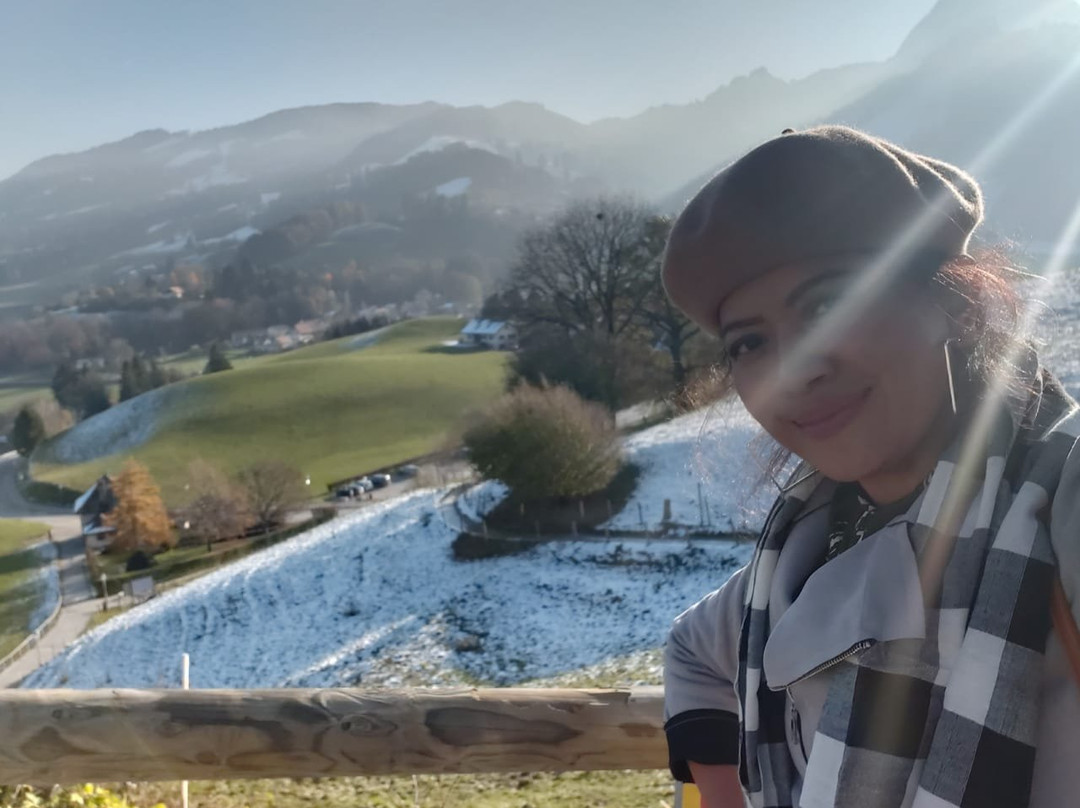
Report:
896,0,1080,63
587,62,892,197
6,0,1080,307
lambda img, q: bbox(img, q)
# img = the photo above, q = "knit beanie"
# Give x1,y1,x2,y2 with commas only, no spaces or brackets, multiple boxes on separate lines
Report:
662,126,984,336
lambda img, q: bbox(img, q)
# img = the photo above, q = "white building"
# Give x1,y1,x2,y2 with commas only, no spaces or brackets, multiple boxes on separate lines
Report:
459,319,517,350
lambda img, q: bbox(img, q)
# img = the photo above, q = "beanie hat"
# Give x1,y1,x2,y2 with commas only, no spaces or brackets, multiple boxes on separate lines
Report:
662,125,984,337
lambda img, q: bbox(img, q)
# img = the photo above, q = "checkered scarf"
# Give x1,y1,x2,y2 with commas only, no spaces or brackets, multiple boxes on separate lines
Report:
737,368,1080,808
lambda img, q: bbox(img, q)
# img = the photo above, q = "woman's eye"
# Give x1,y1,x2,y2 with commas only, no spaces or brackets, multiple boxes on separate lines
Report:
804,294,840,321
725,334,764,362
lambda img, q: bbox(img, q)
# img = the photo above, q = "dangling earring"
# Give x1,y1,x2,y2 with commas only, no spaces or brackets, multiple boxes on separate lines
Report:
943,338,959,416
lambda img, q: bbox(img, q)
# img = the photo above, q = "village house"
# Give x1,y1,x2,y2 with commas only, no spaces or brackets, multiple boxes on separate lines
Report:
73,475,116,550
459,319,517,350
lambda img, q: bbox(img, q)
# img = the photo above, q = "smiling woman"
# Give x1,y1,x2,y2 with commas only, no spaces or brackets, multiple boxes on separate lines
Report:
658,126,1080,808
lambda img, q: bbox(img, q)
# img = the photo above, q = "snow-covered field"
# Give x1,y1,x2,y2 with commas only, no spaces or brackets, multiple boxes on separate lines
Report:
37,383,199,465
23,488,751,690
606,402,776,534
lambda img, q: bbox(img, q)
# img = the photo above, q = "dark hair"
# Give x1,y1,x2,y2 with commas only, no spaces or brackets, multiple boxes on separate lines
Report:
699,249,1032,491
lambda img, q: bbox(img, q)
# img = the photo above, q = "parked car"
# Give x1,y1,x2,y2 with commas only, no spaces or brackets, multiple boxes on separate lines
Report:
395,464,420,479
371,473,392,488
334,487,353,500
356,476,374,492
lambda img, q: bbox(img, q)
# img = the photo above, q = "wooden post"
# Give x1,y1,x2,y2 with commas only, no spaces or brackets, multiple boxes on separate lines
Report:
637,503,645,529
0,687,666,785
697,483,705,527
662,499,672,524
579,500,585,519
181,654,190,808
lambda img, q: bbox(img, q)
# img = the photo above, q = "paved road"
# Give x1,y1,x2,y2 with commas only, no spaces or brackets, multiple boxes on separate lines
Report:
0,451,95,687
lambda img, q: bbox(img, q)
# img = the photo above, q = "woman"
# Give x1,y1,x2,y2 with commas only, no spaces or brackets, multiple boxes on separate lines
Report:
660,126,1080,808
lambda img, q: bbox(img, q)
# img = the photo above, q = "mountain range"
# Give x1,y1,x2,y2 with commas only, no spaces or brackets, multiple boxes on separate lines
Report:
3,0,1080,311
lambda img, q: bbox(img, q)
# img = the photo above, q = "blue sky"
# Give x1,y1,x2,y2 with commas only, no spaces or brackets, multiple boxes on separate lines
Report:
0,0,936,180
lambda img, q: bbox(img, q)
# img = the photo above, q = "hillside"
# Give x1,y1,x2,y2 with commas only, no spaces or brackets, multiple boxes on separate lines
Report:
21,405,771,690
30,317,509,500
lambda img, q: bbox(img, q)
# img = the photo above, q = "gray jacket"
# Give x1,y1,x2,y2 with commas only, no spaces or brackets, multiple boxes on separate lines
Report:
664,480,1080,806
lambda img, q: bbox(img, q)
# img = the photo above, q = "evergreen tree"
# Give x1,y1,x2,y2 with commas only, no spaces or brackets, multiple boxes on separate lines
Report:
203,342,233,374
119,360,137,402
80,379,111,418
106,459,174,553
131,355,148,395
148,357,166,389
50,360,81,411
9,405,46,456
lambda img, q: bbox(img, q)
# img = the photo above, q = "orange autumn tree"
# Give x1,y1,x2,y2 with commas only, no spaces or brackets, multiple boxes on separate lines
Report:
106,459,174,553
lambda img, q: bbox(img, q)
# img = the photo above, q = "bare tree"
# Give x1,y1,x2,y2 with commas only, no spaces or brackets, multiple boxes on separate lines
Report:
236,460,307,531
638,216,700,387
183,459,252,550
509,198,663,338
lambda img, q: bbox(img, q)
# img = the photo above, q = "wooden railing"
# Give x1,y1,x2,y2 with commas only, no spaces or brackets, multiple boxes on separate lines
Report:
0,687,667,786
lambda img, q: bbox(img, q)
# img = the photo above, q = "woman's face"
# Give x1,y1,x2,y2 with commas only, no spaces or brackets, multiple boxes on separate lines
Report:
718,261,955,491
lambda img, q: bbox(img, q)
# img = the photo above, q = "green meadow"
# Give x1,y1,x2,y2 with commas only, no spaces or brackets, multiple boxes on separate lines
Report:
31,318,509,502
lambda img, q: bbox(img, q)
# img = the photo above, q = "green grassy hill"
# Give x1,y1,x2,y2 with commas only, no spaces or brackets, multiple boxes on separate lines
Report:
31,318,508,502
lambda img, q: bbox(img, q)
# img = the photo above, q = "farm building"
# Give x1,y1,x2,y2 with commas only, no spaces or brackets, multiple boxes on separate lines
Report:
459,319,517,350
73,475,117,549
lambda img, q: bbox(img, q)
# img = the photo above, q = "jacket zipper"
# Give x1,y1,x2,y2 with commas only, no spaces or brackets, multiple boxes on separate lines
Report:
787,639,876,687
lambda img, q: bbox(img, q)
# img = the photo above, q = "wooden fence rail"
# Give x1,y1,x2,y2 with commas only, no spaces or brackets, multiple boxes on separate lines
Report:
0,687,667,786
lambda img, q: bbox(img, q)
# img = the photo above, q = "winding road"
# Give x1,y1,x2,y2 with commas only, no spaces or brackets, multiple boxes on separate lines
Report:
0,451,96,686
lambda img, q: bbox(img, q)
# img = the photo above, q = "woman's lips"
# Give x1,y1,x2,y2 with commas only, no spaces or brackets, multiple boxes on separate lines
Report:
790,388,872,440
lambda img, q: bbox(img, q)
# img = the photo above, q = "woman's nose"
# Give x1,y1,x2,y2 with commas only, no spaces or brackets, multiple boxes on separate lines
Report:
774,334,832,393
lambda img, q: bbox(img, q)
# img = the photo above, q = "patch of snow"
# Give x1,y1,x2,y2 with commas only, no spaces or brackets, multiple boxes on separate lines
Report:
434,177,472,197
143,133,189,154
39,385,194,465
167,163,248,195
216,203,239,213
22,489,752,689
165,148,214,169
605,402,775,534
345,326,390,351
201,226,260,246
261,130,306,145
394,136,498,166
119,235,190,256
146,221,170,235
456,480,508,522
68,204,107,216
260,191,281,206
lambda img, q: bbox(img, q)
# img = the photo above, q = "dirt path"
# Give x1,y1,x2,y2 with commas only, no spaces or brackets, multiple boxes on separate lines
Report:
0,451,96,686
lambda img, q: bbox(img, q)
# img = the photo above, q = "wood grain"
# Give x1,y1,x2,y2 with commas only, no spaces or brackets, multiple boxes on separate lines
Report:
0,687,666,785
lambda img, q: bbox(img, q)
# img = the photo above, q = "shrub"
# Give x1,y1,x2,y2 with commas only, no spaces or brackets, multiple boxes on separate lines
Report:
464,384,621,500
124,549,155,572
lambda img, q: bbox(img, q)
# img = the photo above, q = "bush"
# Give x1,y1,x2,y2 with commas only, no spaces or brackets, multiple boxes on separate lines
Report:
464,384,622,500
124,549,155,572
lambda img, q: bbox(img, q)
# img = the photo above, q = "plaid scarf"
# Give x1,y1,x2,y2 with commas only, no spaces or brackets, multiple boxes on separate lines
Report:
737,369,1080,808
